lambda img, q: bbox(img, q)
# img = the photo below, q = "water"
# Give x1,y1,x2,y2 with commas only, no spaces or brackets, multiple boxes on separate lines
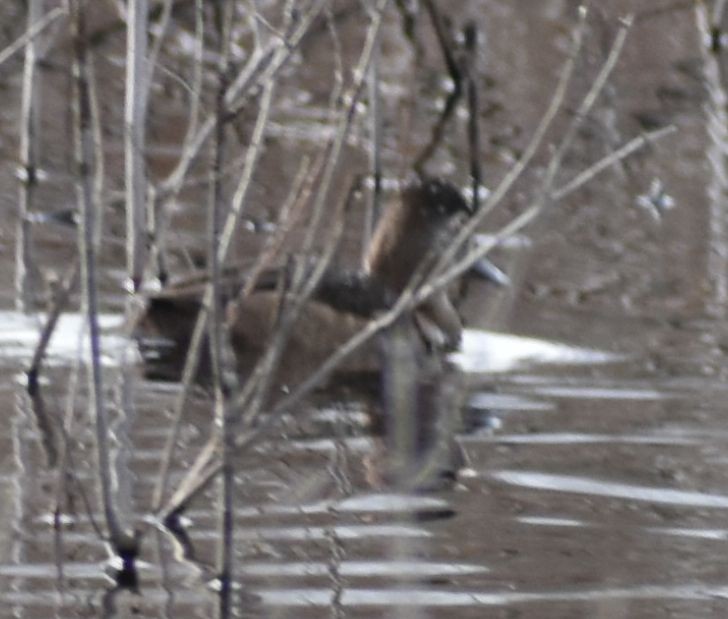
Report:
2,0,728,617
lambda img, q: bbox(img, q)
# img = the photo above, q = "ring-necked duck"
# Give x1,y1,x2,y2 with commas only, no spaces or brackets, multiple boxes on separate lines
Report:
135,176,472,388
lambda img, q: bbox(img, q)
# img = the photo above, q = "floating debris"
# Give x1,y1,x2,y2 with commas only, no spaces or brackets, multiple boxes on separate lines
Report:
635,177,675,221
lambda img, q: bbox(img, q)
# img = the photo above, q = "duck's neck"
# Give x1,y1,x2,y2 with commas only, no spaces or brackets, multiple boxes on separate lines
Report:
364,197,435,294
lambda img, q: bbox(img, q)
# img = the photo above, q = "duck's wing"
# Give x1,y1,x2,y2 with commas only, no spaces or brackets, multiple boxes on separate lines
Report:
244,268,393,318
313,271,392,318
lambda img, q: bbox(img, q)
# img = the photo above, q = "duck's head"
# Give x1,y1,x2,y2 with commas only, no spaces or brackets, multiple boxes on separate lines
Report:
401,177,472,221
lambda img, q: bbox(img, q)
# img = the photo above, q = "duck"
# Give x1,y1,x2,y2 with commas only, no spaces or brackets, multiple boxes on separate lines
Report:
135,176,473,390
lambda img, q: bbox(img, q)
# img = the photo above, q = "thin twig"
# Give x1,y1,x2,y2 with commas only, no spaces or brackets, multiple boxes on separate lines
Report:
0,4,64,68
53,287,104,542
553,125,677,200
538,15,634,204
413,0,464,175
422,0,461,82
464,21,481,211
178,0,206,170
364,17,382,260
27,262,80,391
147,0,174,80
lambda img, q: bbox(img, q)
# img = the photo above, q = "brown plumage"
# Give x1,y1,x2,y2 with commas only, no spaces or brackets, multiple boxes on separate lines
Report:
135,177,470,388
365,177,470,292
365,177,469,349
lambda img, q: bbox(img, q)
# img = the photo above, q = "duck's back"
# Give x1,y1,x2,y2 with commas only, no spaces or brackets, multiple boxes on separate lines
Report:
135,267,389,385
228,290,383,390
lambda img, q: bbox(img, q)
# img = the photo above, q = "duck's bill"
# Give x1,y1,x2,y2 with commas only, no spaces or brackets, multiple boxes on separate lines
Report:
469,258,511,287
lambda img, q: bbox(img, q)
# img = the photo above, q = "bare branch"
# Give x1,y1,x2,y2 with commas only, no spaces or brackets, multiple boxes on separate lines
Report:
125,0,150,290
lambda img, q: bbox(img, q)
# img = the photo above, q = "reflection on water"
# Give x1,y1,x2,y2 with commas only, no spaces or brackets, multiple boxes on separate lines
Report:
476,432,699,445
467,392,555,413
450,328,622,374
253,584,728,607
3,305,727,616
647,527,728,541
0,309,621,376
0,558,482,580
491,471,728,509
239,560,489,577
517,515,585,527
0,310,126,366
519,384,670,400
185,524,433,542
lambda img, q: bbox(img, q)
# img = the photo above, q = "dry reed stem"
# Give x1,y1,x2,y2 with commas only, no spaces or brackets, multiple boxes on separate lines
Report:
125,0,150,290
15,0,46,312
70,0,135,552
364,16,382,260
88,57,106,245
208,2,235,613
